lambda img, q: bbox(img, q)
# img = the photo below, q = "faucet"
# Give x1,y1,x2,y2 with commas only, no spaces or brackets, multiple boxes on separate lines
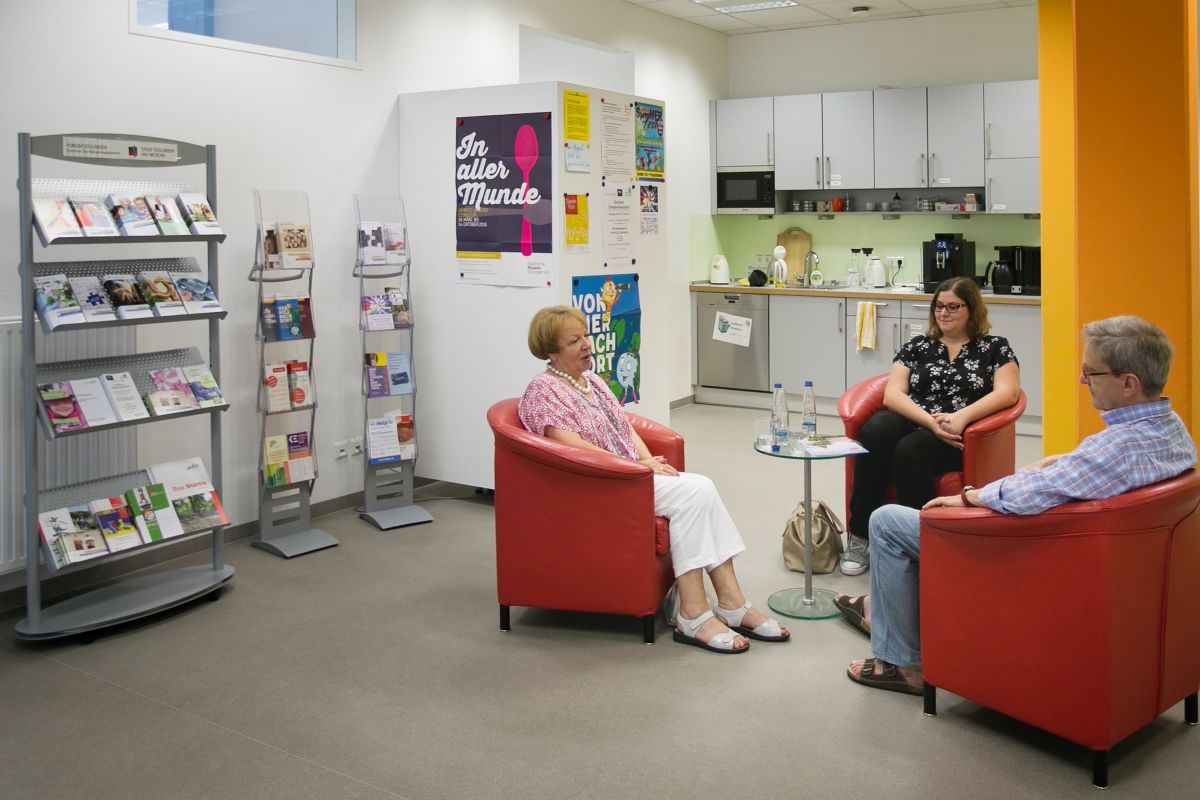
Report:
803,250,820,287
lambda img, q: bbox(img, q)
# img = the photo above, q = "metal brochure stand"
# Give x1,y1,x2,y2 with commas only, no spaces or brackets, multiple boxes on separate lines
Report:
248,189,337,557
353,194,432,530
15,132,234,640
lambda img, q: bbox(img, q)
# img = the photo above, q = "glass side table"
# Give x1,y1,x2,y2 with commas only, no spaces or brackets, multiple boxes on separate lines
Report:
755,433,866,620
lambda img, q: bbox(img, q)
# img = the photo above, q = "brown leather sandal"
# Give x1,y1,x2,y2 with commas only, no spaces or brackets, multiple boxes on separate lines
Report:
847,658,923,696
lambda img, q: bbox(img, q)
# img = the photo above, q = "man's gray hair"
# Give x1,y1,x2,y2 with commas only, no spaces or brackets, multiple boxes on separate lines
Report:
1083,315,1173,396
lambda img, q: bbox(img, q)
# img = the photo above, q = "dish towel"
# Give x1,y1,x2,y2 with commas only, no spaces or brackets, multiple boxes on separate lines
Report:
855,301,877,351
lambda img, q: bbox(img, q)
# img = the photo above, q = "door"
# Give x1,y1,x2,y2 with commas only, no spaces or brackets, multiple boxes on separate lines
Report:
928,83,985,187
986,157,1040,213
845,300,903,388
774,93,823,189
716,97,774,167
984,80,1039,159
822,91,874,190
873,87,927,189
768,295,845,399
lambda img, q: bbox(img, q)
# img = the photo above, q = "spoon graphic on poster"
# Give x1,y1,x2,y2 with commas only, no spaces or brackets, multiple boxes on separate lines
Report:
514,124,539,257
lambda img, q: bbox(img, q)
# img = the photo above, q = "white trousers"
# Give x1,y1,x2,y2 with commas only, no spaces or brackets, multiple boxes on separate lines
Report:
653,471,746,577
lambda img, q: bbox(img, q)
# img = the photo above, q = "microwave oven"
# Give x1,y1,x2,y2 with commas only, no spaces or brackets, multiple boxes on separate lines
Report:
716,168,775,214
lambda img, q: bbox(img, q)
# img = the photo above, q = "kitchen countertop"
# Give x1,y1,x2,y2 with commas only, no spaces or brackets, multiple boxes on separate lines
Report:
689,282,1041,305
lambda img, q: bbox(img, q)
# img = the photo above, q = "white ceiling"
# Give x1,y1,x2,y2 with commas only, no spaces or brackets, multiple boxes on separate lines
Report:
623,0,1035,35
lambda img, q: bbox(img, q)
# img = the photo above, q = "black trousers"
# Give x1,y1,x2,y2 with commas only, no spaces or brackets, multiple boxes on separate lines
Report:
848,409,963,540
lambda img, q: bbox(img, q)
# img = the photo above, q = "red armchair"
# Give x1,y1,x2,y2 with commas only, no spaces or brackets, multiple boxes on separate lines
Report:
919,470,1200,788
486,398,680,643
837,374,1027,528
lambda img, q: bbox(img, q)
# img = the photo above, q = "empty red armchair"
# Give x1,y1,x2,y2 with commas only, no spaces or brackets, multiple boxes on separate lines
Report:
837,374,1026,525
919,470,1200,787
486,398,680,643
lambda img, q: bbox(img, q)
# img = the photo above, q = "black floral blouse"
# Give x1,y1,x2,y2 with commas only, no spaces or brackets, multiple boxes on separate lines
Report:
892,335,1018,414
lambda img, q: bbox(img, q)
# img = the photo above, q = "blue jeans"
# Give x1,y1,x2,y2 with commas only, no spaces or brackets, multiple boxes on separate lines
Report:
868,504,923,669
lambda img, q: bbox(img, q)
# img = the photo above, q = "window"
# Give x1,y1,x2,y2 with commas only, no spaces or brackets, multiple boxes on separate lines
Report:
132,0,356,65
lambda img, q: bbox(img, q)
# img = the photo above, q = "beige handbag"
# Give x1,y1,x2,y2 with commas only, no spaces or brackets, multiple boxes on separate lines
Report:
781,500,846,574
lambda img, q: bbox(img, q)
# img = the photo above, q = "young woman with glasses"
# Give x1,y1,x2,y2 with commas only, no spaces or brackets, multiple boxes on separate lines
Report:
839,276,1022,576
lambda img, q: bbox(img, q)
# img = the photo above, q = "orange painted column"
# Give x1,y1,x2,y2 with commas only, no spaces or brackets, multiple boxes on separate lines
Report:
1039,0,1197,452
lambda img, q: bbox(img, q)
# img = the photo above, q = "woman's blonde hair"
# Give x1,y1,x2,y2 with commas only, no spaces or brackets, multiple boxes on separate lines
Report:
528,305,586,360
927,277,990,341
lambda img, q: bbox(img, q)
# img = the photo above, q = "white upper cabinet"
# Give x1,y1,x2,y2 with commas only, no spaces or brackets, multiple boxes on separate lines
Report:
774,93,823,190
873,87,928,189
822,91,874,190
986,157,1040,213
715,97,774,167
927,83,985,187
874,84,985,189
984,80,1039,159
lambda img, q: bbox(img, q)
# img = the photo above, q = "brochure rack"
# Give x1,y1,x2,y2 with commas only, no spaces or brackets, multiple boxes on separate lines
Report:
15,132,234,640
353,194,432,530
248,189,336,558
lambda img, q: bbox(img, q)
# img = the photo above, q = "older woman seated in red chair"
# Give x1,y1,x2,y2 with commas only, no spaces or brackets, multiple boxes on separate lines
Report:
839,277,1021,576
519,305,788,654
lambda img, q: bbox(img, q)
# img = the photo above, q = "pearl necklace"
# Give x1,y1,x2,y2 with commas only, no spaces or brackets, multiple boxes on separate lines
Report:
547,364,591,393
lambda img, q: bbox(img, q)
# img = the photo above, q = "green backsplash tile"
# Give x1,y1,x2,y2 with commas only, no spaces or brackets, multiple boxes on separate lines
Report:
690,213,1040,285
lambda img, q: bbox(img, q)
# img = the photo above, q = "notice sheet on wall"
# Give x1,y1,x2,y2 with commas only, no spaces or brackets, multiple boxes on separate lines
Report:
600,98,633,177
639,185,659,236
603,185,633,258
563,89,591,173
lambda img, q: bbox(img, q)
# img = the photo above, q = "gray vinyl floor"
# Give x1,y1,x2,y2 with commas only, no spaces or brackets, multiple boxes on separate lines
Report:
2,404,1196,799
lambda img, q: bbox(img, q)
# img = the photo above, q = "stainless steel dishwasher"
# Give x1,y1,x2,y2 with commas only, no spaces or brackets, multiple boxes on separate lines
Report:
696,292,770,392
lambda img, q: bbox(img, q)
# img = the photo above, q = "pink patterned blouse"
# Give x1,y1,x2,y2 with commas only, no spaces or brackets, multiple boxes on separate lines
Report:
518,371,639,460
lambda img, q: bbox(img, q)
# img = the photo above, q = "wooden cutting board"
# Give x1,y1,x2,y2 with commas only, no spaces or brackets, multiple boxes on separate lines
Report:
777,226,812,285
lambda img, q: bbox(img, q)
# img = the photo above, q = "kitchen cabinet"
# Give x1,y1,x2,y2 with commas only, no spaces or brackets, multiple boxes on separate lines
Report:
715,97,774,167
875,85,986,190
927,83,985,187
845,299,903,388
986,157,1040,214
773,93,823,190
986,303,1042,417
985,80,1039,159
822,91,874,190
873,87,928,189
768,295,846,399
774,91,872,190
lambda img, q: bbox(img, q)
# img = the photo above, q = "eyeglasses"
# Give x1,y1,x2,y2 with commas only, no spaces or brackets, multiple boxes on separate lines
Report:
933,302,966,313
1080,366,1119,380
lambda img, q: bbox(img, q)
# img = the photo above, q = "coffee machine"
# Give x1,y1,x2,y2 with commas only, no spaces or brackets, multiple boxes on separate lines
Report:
922,234,976,292
992,245,1041,295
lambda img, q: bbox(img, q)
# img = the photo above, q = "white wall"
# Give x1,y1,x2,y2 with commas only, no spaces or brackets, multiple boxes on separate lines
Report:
728,6,1038,97
0,0,727,530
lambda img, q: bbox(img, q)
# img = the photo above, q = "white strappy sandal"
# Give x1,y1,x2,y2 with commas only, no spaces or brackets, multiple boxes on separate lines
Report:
673,609,749,654
716,601,790,642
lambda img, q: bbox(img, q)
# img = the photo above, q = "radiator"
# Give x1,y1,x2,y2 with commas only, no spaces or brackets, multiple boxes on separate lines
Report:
0,319,138,575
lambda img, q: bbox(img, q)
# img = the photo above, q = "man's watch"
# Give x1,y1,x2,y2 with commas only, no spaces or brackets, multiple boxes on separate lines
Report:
960,485,977,507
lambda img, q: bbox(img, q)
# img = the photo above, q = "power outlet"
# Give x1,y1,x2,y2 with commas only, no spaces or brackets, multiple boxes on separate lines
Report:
335,440,348,459
351,437,363,456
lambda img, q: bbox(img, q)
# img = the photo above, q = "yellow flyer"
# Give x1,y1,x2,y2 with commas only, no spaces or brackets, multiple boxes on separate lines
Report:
564,194,589,253
563,90,590,143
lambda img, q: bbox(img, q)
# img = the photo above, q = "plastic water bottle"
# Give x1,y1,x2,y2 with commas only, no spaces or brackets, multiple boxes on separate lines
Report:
800,380,817,441
770,383,790,450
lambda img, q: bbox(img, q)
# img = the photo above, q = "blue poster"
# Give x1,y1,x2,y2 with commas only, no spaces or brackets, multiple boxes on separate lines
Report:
572,274,641,405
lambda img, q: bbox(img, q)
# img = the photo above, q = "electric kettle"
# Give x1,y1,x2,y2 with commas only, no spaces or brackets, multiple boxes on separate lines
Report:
710,255,730,285
864,256,886,288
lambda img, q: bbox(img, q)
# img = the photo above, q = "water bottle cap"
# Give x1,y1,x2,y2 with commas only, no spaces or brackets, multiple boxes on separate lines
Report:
803,380,813,386
773,383,782,389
